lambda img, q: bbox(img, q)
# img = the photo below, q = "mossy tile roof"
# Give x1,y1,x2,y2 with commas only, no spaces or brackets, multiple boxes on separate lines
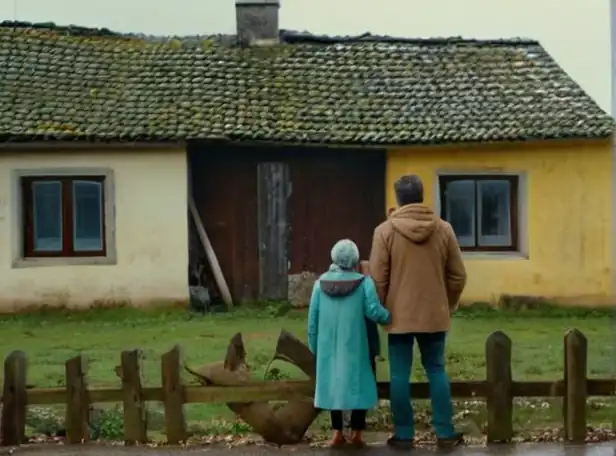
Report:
0,23,613,145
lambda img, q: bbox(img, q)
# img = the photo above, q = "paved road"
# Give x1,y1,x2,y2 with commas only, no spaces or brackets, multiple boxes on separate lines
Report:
2,443,615,456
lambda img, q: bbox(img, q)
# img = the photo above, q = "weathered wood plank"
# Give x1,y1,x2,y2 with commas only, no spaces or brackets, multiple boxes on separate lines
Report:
189,194,233,308
485,331,513,443
1,351,28,446
65,355,90,444
257,161,290,300
161,346,187,445
287,150,385,275
121,350,148,445
190,149,260,301
563,329,588,443
21,377,616,406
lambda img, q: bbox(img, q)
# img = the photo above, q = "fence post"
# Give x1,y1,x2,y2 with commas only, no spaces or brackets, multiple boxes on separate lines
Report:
121,350,148,445
161,346,187,445
65,355,90,444
563,329,587,443
1,351,28,446
485,331,513,443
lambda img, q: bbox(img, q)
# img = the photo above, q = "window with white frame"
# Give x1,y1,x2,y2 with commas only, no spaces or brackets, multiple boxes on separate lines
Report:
438,175,518,252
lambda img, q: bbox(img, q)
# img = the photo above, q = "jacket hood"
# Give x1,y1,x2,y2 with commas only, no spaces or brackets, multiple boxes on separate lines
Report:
320,276,365,297
389,204,438,244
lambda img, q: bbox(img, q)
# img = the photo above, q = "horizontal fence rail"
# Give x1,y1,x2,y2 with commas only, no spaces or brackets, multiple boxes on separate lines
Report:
17,378,616,405
1,328,614,447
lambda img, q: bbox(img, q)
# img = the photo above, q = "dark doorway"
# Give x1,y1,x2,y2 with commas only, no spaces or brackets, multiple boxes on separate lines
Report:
188,144,386,302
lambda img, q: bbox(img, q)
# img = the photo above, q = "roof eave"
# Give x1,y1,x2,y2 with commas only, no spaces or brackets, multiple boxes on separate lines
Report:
0,131,611,151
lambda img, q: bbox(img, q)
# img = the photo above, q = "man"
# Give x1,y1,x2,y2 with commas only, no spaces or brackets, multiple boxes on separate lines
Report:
369,174,467,448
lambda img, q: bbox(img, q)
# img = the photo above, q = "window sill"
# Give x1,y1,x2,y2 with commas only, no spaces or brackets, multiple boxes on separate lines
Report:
462,251,528,260
12,255,117,269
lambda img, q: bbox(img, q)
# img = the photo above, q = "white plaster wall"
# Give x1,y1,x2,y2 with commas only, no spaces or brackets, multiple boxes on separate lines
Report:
0,148,188,311
1,0,611,114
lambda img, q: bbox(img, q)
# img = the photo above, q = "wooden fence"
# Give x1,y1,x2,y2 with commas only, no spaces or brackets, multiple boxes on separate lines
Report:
1,329,615,447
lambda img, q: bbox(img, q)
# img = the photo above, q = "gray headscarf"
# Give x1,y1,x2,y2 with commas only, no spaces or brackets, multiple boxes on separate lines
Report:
329,239,360,271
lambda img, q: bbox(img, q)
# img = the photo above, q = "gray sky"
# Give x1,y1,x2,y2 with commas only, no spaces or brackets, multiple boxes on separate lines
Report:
1,0,611,112
0,0,604,37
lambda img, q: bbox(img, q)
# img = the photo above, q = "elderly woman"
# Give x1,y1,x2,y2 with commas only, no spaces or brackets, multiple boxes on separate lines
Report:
307,239,391,447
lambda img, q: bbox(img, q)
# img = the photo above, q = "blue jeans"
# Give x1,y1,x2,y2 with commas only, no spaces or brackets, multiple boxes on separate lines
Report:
388,332,455,440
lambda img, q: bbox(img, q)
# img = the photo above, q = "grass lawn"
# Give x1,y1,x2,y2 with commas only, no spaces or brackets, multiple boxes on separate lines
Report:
1,305,614,441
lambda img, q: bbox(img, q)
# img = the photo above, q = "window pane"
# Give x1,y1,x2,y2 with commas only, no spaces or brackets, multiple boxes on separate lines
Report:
478,180,511,246
32,181,63,252
73,181,103,251
444,180,475,247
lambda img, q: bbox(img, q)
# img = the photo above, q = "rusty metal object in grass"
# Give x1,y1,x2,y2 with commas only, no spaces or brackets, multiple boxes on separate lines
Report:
184,330,319,445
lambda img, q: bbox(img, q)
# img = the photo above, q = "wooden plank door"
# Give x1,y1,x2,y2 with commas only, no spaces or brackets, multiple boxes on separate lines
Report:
257,162,291,300
288,150,386,274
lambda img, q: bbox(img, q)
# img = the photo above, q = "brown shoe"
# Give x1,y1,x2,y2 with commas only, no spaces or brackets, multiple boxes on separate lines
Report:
436,432,464,448
329,430,346,447
349,430,365,447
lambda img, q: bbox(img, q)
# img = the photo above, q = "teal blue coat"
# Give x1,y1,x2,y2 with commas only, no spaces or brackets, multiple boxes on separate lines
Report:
307,269,391,411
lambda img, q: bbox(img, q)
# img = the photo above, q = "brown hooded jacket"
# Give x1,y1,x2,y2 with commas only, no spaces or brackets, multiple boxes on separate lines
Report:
368,203,467,333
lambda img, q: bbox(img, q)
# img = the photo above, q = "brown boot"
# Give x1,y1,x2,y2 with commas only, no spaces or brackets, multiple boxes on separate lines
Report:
349,430,365,447
329,430,346,447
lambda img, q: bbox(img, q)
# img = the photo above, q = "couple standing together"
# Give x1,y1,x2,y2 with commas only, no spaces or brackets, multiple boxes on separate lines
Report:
307,174,468,448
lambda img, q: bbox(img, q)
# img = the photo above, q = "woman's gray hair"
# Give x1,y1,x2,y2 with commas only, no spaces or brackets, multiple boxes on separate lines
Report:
330,239,360,271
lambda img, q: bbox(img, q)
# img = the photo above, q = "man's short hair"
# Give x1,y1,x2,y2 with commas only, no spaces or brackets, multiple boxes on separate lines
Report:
394,174,424,206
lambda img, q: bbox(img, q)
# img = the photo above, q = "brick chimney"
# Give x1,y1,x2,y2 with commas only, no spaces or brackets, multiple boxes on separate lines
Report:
235,0,280,46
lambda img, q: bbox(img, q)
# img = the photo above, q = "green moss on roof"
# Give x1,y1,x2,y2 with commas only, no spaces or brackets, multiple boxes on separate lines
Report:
0,21,613,145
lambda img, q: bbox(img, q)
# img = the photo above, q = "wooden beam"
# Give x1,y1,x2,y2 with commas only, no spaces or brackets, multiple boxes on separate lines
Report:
120,350,148,445
563,329,588,443
21,378,616,406
1,351,27,446
161,346,187,444
257,162,290,300
65,355,90,444
485,331,513,443
188,194,233,308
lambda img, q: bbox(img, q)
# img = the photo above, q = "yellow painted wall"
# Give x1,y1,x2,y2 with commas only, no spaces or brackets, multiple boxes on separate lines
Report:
387,139,612,306
0,148,189,311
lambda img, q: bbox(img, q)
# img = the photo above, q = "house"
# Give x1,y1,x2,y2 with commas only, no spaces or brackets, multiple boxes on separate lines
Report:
0,1,613,311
